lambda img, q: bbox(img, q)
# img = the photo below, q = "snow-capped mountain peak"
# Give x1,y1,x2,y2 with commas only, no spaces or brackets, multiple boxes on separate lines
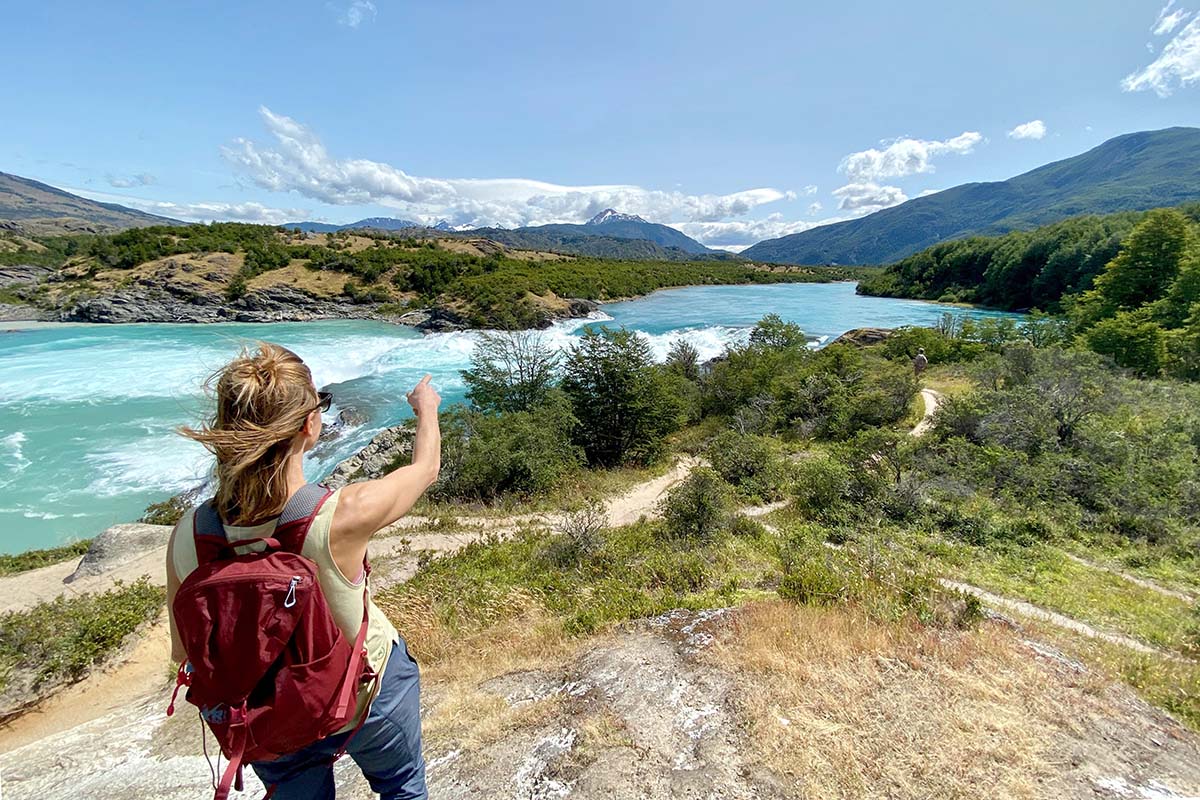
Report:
586,208,648,225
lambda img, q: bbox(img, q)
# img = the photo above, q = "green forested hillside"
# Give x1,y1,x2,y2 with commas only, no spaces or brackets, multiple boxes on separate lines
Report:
742,128,1200,265
860,205,1200,378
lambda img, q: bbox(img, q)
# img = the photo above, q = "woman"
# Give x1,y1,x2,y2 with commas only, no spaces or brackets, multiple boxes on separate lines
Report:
165,343,441,800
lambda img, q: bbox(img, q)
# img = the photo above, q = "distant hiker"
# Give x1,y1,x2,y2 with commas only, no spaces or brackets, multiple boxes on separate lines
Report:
165,343,440,800
913,347,928,377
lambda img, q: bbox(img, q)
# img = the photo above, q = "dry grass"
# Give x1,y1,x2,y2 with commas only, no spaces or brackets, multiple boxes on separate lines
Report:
381,596,584,750
709,600,1103,800
919,364,976,396
509,250,573,262
247,260,367,298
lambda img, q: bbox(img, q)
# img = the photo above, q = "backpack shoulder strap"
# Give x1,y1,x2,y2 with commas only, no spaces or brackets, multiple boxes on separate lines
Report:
274,483,334,554
191,485,333,564
192,500,229,565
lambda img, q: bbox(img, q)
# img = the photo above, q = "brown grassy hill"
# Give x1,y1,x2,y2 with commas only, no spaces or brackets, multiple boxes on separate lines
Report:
0,172,178,235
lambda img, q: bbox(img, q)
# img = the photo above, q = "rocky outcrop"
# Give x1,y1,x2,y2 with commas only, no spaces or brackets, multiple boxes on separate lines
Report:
60,283,386,324
401,306,471,333
324,425,416,489
0,264,53,288
833,326,894,347
65,523,173,584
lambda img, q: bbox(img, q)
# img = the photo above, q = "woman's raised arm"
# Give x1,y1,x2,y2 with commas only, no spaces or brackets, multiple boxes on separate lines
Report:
331,375,441,568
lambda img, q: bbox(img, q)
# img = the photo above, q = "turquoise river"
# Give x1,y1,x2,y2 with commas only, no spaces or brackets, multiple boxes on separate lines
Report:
0,282,1020,553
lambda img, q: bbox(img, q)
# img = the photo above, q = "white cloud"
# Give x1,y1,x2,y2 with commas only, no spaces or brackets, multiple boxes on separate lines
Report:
807,201,823,215
106,173,156,188
1154,0,1189,35
832,182,908,213
918,188,942,198
671,214,825,249
838,131,982,182
224,107,793,230
338,0,376,28
69,186,307,225
1007,119,1047,140
801,184,818,195
1123,9,1200,96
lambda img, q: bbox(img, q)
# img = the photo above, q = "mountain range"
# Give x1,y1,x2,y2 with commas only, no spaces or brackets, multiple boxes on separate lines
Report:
742,126,1200,265
4,127,1200,265
280,217,454,233
281,208,714,257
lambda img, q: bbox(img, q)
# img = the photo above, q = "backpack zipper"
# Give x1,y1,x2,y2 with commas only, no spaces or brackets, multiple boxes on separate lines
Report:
283,576,302,608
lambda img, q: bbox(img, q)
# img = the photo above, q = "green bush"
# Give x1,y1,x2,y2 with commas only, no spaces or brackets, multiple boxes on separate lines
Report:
791,454,855,523
139,495,189,526
0,577,164,694
0,541,92,576
705,430,788,501
702,335,918,440
657,467,732,543
881,325,985,364
429,393,582,502
562,327,687,466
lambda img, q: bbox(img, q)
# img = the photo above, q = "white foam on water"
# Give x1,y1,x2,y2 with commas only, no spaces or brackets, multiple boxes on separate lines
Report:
1,431,29,471
636,325,748,362
81,436,212,498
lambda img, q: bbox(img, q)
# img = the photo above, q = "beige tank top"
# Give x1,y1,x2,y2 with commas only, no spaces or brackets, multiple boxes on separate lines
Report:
171,487,400,730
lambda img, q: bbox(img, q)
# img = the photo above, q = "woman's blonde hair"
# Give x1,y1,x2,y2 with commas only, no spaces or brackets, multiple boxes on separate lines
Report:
182,343,319,526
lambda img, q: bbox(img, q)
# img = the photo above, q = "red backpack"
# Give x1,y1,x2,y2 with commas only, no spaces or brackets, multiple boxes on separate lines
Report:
167,484,377,800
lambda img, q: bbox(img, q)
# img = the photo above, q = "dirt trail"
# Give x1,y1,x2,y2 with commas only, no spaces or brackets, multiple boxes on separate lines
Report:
1060,552,1197,604
939,580,1168,657
910,387,943,437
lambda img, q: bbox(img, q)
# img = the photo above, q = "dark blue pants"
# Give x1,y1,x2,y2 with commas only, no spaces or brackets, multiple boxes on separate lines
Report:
250,640,427,799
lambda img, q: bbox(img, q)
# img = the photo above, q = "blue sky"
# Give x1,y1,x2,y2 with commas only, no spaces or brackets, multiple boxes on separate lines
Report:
3,0,1199,249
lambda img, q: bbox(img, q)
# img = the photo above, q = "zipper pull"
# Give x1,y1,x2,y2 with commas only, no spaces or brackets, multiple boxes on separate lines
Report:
284,576,301,608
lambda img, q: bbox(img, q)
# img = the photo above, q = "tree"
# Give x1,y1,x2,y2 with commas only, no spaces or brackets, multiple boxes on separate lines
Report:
749,314,806,349
1085,309,1168,377
1085,209,1192,318
665,339,701,381
561,327,684,466
1157,244,1200,328
461,331,559,414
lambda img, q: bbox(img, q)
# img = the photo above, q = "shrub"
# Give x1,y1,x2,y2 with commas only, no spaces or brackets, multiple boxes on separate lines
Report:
546,498,607,568
727,515,769,539
657,467,731,543
429,393,582,502
139,495,189,526
0,540,92,577
791,454,855,523
0,577,164,694
881,326,985,364
705,430,788,501
665,339,701,381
